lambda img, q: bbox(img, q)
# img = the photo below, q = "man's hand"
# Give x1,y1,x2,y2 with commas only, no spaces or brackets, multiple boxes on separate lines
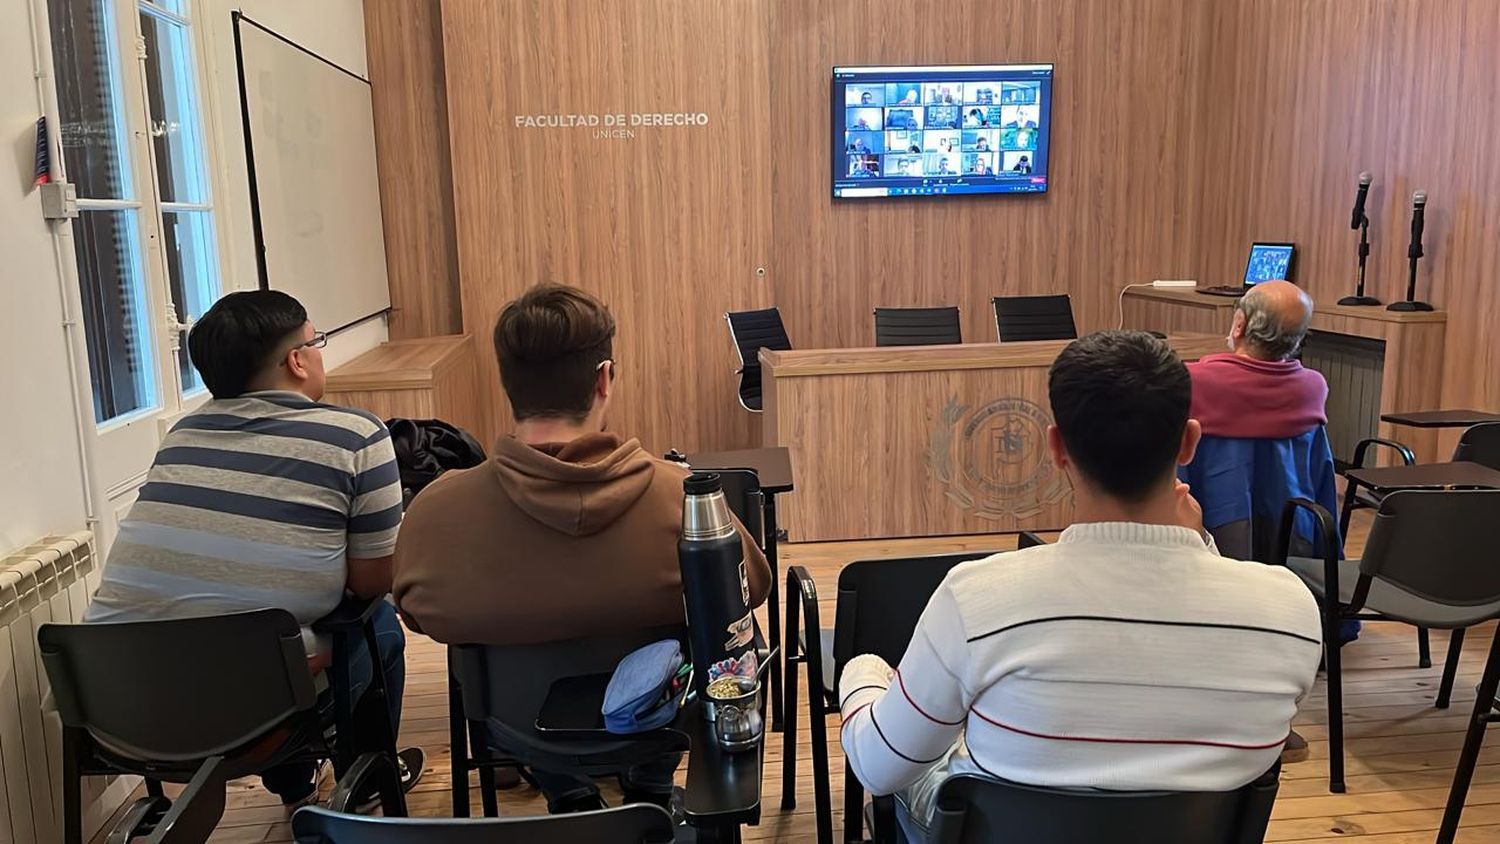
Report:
1174,480,1205,536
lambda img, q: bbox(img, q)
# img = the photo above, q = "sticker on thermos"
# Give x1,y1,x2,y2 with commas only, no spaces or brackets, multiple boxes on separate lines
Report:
724,611,754,650
739,561,749,605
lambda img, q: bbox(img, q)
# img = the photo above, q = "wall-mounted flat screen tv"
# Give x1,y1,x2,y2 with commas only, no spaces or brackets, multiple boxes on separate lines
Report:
832,63,1053,198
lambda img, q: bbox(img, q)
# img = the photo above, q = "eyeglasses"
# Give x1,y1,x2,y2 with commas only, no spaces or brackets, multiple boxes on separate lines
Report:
597,358,618,380
296,331,328,350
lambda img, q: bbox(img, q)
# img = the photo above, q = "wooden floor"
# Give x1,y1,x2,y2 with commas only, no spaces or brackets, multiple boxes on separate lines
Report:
100,512,1500,843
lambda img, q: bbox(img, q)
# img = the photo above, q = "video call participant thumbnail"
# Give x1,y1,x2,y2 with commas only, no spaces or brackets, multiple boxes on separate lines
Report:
1001,82,1039,104
885,108,923,130
887,129,924,154
1003,152,1033,174
966,83,1000,105
1001,105,1040,129
925,83,961,104
847,85,886,107
846,131,885,155
925,152,959,176
885,154,922,177
963,106,1001,128
846,107,884,132
923,129,960,154
887,82,921,106
962,129,997,152
925,106,960,129
1000,127,1037,150
848,153,882,177
964,152,996,175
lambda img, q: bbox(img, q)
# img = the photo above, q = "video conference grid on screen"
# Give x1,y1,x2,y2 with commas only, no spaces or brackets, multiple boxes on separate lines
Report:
833,64,1053,198
1244,244,1295,284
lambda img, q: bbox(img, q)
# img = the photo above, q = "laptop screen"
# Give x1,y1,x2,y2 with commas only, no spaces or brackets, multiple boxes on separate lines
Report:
1244,243,1295,286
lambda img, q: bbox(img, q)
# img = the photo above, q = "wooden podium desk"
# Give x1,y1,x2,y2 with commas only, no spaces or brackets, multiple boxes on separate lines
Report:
1122,287,1447,463
759,334,1225,542
324,335,489,439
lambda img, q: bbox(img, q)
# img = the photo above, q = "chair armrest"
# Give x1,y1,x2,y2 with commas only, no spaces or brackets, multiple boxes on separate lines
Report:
1275,498,1337,568
310,594,382,635
1351,437,1415,469
142,756,228,844
785,566,829,699
326,751,407,817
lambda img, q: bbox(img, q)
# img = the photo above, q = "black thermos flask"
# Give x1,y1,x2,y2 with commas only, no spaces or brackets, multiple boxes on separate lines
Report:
679,472,756,699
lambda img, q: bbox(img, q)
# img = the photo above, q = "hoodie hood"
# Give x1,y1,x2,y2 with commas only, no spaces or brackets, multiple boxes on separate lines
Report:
491,432,659,536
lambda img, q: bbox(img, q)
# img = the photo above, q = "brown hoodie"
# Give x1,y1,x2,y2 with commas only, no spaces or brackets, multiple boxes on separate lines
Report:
393,432,771,646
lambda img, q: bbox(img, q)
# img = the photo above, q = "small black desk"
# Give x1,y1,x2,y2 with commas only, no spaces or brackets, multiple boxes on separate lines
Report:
1345,461,1500,493
689,447,794,733
1380,410,1500,429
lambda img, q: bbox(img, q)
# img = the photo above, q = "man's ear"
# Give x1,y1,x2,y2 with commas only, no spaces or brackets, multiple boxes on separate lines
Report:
284,347,311,383
1046,425,1069,472
596,361,613,400
1178,418,1203,466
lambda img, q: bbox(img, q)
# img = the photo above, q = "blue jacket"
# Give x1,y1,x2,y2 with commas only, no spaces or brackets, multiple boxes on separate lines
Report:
1179,428,1342,563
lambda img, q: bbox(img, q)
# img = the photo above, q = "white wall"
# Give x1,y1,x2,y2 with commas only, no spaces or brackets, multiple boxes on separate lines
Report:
1,0,383,555
0,4,91,552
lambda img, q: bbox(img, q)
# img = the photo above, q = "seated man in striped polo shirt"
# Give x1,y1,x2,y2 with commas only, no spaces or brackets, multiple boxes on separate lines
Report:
839,331,1323,842
86,290,419,810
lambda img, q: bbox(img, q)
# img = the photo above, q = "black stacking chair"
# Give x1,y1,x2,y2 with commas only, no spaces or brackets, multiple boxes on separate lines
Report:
292,803,676,843
1454,421,1500,468
873,307,962,347
911,765,1280,844
725,307,793,412
783,550,1001,844
992,294,1078,342
40,602,405,844
448,626,691,816
1279,489,1500,794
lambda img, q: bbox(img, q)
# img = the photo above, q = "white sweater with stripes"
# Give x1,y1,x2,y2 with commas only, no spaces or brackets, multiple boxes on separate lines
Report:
838,522,1323,797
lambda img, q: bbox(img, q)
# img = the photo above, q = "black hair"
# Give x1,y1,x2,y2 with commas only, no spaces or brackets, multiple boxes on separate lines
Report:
1047,330,1191,501
187,290,308,399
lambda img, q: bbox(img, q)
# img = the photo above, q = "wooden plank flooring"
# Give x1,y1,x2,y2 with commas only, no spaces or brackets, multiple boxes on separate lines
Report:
95,512,1500,842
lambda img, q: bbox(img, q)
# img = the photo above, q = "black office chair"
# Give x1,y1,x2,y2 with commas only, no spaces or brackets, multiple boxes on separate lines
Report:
1453,421,1500,468
783,550,1001,844
873,307,962,347
992,294,1077,342
39,603,405,844
916,766,1281,844
448,627,691,817
725,307,793,412
292,803,676,843
1279,489,1500,794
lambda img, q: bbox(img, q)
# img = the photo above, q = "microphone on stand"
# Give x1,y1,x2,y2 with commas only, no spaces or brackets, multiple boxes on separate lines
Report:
1388,190,1434,312
1339,171,1381,306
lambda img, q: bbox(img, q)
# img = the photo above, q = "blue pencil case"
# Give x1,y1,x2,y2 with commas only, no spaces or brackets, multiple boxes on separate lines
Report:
602,639,687,734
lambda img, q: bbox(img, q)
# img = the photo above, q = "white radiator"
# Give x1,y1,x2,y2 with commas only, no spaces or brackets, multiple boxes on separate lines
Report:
0,533,134,843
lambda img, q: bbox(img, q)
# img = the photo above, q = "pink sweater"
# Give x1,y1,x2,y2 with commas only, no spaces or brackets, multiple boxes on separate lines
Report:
1188,353,1329,439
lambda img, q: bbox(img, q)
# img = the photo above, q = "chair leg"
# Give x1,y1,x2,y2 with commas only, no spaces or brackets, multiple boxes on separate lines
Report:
448,672,471,817
807,659,834,844
1438,625,1500,844
468,719,499,817
1338,478,1358,539
1324,610,1347,793
62,731,83,844
1419,627,1433,669
782,570,801,812
1437,628,1467,710
843,760,865,842
766,495,784,733
145,778,164,799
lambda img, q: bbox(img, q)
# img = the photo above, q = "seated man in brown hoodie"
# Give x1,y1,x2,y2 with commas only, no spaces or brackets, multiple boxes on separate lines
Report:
394,283,770,814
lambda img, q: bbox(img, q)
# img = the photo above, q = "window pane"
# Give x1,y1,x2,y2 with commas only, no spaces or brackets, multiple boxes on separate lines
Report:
47,0,132,200
141,0,186,16
73,210,159,422
139,11,208,203
161,211,217,391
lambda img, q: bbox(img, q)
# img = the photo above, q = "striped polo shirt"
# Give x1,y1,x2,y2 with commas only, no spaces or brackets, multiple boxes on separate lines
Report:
86,391,403,629
838,522,1323,824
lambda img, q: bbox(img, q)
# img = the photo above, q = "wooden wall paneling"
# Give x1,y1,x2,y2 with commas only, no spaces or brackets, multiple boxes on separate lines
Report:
440,0,774,454
1197,1,1500,430
768,0,1215,357
364,0,463,339
324,335,489,439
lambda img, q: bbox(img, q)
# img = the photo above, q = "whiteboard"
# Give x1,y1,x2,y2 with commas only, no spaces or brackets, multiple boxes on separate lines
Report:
235,15,390,332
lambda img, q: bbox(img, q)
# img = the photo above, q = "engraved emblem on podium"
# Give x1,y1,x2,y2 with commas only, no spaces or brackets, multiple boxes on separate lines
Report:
927,396,1070,519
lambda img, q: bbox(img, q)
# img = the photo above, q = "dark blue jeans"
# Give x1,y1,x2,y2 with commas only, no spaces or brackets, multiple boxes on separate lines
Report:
262,600,406,803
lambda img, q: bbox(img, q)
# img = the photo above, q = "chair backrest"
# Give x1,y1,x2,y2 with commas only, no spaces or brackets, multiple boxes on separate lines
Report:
725,308,792,412
713,468,765,549
1454,422,1500,469
450,625,690,770
1359,489,1500,608
993,294,1078,342
927,769,1280,844
37,609,317,763
291,803,676,844
1016,531,1046,550
832,551,998,675
873,306,962,347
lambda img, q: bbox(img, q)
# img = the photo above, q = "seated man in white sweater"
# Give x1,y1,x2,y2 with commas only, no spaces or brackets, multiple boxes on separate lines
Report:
839,330,1323,841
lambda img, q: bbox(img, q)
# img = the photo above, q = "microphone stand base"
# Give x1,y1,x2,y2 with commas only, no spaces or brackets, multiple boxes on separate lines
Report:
1386,300,1435,312
1337,295,1382,307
